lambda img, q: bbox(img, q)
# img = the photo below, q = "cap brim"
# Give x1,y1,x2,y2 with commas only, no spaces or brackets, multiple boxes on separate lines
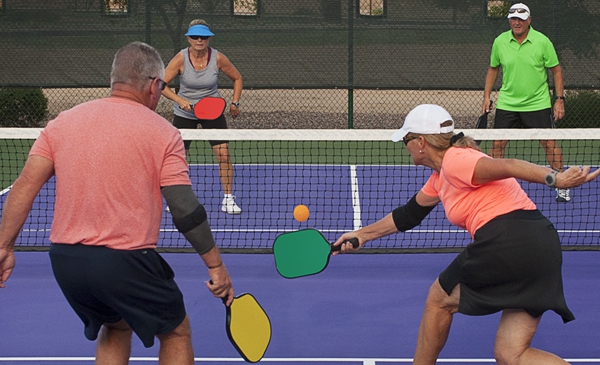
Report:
508,13,529,20
391,128,408,143
185,25,215,37
185,31,215,36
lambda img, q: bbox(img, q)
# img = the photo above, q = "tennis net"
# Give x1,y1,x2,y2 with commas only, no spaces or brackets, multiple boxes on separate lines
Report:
2,128,599,252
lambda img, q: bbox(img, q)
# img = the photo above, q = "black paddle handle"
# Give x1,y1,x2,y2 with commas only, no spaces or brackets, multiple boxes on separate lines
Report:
331,237,359,252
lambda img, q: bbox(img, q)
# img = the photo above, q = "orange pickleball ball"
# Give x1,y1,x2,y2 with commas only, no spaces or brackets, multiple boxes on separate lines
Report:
293,204,310,222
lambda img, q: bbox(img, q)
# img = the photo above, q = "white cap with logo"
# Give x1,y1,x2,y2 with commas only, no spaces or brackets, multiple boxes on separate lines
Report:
391,104,454,142
507,3,530,20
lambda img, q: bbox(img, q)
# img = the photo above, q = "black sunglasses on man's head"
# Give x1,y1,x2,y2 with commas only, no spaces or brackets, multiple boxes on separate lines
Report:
148,76,167,91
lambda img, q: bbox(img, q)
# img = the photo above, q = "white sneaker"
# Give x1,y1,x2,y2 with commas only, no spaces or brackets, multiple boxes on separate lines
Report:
221,196,242,214
556,188,571,202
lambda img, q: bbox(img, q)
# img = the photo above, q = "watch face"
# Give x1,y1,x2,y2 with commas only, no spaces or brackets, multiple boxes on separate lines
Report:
545,172,556,186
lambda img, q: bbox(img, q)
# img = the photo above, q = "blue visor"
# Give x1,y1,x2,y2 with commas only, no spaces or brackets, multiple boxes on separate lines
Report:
185,25,215,37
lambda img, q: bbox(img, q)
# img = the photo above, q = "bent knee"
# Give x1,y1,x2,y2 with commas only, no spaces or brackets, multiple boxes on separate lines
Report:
425,279,460,314
157,315,192,341
494,346,522,365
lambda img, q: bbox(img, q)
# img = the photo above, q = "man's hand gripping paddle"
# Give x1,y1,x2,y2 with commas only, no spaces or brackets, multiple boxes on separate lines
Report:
476,100,493,129
475,100,493,145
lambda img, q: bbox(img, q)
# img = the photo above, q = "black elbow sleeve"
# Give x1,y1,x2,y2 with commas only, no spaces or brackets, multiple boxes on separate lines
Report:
173,204,207,234
392,194,435,232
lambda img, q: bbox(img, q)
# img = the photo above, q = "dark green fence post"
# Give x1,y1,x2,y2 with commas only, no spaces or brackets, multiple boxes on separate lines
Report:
145,0,152,44
347,0,354,129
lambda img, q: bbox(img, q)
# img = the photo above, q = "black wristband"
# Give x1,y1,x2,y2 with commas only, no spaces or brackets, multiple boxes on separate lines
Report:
556,96,565,100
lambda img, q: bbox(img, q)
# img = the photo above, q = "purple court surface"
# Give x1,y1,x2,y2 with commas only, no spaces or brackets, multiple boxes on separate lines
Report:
1,251,599,364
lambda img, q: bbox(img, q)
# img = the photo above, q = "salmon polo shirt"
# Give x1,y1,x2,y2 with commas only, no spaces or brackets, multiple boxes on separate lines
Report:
421,147,536,237
30,97,191,250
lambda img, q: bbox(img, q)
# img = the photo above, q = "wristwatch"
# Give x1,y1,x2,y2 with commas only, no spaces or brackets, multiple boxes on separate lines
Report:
231,102,240,108
545,170,558,187
556,96,565,100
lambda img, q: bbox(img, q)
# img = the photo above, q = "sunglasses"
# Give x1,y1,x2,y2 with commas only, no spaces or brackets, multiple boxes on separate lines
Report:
149,76,167,91
402,136,418,146
508,8,528,14
189,35,210,40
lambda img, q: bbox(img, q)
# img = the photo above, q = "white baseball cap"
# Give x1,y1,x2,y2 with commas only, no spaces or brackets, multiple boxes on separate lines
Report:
391,104,454,142
507,3,530,20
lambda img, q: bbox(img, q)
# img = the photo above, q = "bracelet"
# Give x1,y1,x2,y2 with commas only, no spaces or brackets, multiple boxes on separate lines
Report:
556,96,565,100
208,262,224,269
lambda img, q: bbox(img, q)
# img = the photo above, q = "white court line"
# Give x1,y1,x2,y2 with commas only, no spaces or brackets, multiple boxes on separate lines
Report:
0,184,12,195
350,165,362,230
1,357,599,363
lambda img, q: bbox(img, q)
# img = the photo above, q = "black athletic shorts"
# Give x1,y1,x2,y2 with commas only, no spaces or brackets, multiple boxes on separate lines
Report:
494,108,554,129
173,114,228,149
49,243,187,347
438,210,575,323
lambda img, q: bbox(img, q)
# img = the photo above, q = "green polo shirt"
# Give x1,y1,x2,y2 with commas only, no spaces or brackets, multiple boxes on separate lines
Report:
490,26,559,111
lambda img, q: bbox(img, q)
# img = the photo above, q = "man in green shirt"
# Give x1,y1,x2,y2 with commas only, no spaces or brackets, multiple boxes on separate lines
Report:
482,3,569,202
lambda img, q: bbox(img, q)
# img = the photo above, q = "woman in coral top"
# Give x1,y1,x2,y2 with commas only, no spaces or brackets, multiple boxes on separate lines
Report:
334,104,599,365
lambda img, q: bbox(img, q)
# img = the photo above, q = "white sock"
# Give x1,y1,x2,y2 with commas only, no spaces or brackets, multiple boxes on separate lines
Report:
224,194,233,199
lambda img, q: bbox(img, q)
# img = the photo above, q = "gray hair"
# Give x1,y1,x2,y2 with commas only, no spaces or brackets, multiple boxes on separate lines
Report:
110,41,165,91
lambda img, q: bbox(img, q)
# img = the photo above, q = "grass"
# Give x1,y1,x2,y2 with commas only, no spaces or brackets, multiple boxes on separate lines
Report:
187,140,408,165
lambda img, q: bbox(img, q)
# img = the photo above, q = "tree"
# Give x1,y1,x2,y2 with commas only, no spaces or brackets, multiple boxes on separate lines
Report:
152,0,189,56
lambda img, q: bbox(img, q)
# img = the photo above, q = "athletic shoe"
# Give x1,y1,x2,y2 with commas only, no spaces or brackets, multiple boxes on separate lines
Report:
556,188,571,202
222,196,242,214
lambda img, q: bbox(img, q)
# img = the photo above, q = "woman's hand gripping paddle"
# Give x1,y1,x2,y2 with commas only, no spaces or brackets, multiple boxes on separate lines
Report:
273,228,359,279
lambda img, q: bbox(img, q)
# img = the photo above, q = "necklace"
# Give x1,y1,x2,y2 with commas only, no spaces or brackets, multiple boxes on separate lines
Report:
196,53,206,68
188,47,209,70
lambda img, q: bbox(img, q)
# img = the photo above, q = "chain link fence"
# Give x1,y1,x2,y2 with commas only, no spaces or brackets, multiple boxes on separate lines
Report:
1,0,599,128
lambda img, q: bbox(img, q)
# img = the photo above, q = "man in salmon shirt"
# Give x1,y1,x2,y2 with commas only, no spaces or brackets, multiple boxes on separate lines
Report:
0,42,233,365
334,104,599,365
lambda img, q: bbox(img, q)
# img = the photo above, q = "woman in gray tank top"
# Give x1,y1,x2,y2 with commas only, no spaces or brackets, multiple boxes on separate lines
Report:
162,20,243,215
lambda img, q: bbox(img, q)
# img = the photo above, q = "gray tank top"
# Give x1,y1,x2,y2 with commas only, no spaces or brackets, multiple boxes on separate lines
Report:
174,47,221,119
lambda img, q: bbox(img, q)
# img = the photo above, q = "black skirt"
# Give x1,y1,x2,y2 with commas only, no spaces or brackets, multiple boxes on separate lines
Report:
439,209,575,323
